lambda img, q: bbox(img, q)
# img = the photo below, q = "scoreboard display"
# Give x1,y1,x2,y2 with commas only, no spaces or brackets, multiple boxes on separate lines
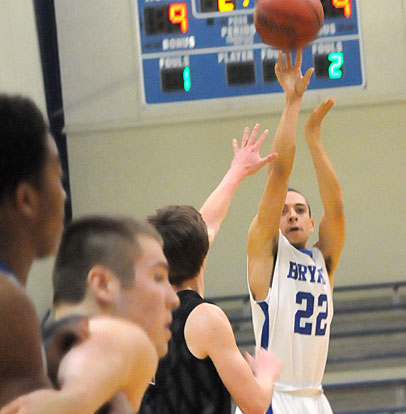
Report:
135,0,365,104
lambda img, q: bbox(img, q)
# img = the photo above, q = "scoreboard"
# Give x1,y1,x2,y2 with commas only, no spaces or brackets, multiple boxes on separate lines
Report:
135,0,365,105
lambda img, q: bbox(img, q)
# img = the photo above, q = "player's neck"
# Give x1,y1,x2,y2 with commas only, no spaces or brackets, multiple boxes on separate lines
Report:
54,301,101,320
175,273,204,297
0,209,39,285
0,237,34,286
288,236,308,250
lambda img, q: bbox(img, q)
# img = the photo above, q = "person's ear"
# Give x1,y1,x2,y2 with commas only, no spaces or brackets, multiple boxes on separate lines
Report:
310,218,315,233
14,182,40,218
87,265,120,306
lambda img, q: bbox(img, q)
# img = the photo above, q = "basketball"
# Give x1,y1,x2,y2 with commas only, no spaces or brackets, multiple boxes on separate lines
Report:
254,0,324,50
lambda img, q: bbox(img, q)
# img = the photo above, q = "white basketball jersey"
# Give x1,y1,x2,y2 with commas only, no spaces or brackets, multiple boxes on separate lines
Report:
250,231,333,390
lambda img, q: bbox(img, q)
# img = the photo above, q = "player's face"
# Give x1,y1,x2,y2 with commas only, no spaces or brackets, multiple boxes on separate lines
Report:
33,134,66,257
279,191,314,249
116,235,179,358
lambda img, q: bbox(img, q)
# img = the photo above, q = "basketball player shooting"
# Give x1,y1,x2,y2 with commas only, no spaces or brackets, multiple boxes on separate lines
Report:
240,50,345,413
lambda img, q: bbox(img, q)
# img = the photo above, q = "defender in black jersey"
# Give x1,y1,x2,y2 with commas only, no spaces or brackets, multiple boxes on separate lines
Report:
141,127,282,414
141,290,231,414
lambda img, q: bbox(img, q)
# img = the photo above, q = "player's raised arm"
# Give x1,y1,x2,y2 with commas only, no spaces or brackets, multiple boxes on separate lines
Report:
305,98,345,287
199,124,277,247
248,49,313,301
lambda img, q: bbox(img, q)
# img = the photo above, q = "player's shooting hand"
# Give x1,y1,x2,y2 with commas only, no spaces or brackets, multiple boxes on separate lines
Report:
305,97,335,144
231,124,278,178
275,49,314,100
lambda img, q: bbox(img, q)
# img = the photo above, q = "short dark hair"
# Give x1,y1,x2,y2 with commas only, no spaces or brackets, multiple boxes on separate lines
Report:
52,215,162,306
287,188,312,217
148,205,209,286
0,94,49,201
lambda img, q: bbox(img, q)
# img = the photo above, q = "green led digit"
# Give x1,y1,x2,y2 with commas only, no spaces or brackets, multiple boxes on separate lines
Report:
328,52,344,79
183,66,191,92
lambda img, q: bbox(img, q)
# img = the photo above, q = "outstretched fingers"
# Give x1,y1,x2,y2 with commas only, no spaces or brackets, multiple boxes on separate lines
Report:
296,66,314,96
319,97,335,117
254,128,278,167
234,124,275,163
263,151,279,166
235,124,258,153
303,66,314,84
247,123,261,146
253,127,269,151
285,50,292,68
277,52,286,72
294,48,303,68
232,138,239,156
315,97,335,118
306,97,335,132
241,126,250,148
317,97,335,120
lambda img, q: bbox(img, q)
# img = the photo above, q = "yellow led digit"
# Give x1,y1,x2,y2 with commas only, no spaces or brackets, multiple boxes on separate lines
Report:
218,0,235,12
332,0,352,18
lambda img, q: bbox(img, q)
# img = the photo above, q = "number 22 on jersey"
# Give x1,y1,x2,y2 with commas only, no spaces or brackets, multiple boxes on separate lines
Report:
294,291,329,336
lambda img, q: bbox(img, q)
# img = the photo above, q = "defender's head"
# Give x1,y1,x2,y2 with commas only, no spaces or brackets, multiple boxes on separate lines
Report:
53,215,179,357
148,205,209,287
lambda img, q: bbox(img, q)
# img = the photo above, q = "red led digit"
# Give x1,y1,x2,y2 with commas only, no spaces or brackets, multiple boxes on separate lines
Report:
332,0,352,18
168,3,188,33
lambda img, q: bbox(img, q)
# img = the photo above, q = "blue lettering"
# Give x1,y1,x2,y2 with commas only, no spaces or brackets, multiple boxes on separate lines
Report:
308,265,316,283
287,261,298,280
317,268,326,285
297,264,307,281
287,262,327,285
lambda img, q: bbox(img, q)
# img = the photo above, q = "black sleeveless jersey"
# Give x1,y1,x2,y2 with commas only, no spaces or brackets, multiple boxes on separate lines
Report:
140,290,231,414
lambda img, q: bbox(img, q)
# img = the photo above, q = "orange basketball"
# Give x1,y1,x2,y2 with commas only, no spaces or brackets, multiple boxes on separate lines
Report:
254,0,324,50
